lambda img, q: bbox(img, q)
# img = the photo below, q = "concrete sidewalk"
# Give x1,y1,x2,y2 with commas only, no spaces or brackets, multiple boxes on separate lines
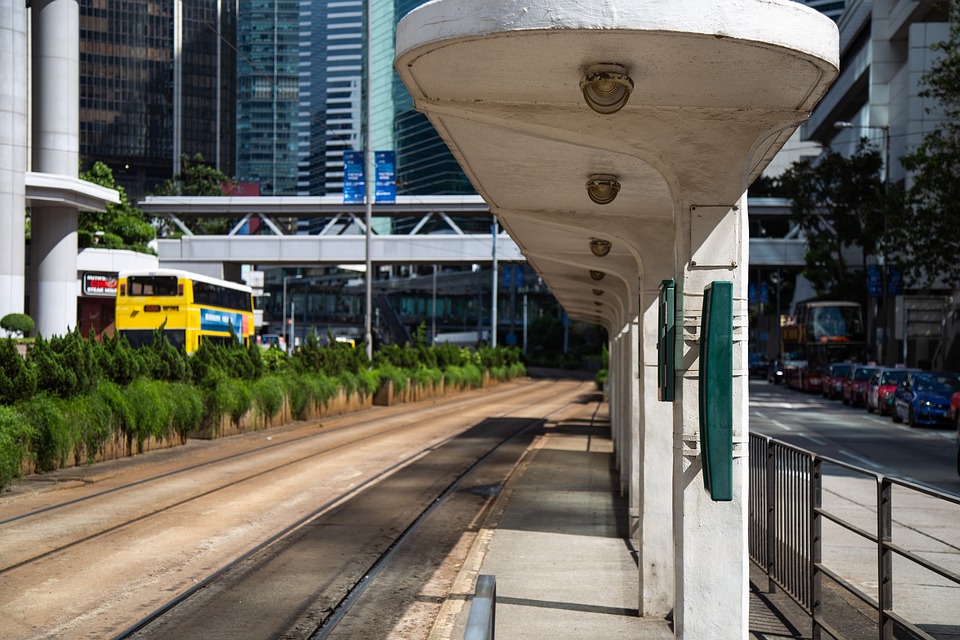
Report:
428,400,813,640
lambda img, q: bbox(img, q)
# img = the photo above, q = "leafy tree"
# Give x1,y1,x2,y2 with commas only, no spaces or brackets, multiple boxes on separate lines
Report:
0,339,37,405
153,153,236,236
778,141,889,298
79,161,156,253
1,313,35,338
893,7,960,286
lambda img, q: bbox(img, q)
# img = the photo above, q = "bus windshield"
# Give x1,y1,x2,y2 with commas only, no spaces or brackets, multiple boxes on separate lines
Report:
808,305,863,341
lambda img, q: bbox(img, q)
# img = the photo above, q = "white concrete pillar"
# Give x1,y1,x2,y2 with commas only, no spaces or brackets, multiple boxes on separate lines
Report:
672,198,749,638
626,314,641,538
30,0,80,337
0,0,28,328
637,283,675,618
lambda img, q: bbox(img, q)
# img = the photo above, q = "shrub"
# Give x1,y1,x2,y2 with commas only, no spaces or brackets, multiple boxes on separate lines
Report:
284,375,311,420
0,338,37,405
124,379,174,450
261,345,288,373
29,336,78,398
462,363,483,389
252,376,285,426
376,363,408,393
0,406,31,491
337,371,359,398
302,373,339,410
412,366,443,389
22,394,72,472
168,383,204,440
62,393,112,465
444,365,464,388
1,313,35,338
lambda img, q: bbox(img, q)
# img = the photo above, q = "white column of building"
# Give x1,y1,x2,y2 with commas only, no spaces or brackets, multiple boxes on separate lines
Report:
626,310,641,536
0,0,28,328
637,281,675,618
30,0,80,338
672,198,750,638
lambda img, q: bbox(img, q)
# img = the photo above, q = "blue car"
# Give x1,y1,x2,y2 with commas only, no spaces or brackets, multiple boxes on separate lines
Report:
892,372,960,427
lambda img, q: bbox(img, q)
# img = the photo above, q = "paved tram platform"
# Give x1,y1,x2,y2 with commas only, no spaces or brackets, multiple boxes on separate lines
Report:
426,393,813,640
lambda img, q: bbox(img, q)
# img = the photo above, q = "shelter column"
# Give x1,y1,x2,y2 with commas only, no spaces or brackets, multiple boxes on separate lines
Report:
30,0,80,337
672,198,749,638
638,282,675,617
0,0,28,327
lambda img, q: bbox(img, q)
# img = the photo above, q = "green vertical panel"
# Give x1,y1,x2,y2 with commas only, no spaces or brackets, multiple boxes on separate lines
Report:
658,280,676,402
699,281,733,501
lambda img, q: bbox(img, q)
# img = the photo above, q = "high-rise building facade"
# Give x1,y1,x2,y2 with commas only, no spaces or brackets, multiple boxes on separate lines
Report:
79,0,237,198
236,0,299,196
798,0,846,21
294,0,472,197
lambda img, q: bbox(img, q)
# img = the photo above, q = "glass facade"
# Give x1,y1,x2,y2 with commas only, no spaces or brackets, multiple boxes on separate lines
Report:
79,0,236,199
236,0,300,195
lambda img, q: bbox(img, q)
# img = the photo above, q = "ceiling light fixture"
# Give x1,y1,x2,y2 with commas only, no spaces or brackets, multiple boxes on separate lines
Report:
580,63,634,114
585,174,621,205
592,289,604,296
589,238,612,257
590,270,606,281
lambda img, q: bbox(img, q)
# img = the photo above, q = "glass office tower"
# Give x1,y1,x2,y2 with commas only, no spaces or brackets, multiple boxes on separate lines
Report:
236,0,300,195
79,0,236,199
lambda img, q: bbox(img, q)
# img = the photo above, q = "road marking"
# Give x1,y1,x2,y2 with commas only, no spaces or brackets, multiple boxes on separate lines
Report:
838,449,883,471
796,433,828,447
771,420,793,432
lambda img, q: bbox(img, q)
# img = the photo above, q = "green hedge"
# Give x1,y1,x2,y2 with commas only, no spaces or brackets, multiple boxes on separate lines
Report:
0,329,528,491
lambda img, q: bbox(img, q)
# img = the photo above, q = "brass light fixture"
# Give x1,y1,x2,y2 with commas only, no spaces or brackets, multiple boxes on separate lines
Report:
589,238,612,257
592,289,604,296
580,63,634,114
590,270,606,281
585,174,621,205
594,301,603,306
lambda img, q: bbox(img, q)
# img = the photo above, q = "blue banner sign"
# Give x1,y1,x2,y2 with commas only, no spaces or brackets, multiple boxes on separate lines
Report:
867,265,882,298
375,151,396,203
343,151,364,204
760,283,769,305
201,309,242,340
748,283,757,305
887,265,903,296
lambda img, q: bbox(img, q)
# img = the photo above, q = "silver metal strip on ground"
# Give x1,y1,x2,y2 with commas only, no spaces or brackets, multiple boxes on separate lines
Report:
464,574,496,640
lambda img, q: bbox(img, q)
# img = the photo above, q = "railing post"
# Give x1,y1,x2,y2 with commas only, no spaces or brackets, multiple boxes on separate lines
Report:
811,457,822,640
766,439,776,593
465,574,497,640
878,478,893,639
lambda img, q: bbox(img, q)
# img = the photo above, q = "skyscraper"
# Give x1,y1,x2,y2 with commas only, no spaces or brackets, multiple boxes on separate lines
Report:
79,0,237,198
294,0,472,197
236,0,299,196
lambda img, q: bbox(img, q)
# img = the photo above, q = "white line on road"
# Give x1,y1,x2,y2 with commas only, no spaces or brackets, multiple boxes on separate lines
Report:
796,433,828,447
771,420,793,432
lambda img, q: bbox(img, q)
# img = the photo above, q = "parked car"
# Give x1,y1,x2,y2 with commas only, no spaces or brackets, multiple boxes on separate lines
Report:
867,368,917,415
892,372,960,427
823,363,853,399
767,358,784,385
749,352,769,378
843,365,878,407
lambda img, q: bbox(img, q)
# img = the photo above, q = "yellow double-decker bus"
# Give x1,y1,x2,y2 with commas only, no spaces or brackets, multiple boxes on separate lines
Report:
115,269,254,353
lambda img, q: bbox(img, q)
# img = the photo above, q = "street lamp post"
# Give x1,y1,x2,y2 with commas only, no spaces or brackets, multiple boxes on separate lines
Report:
834,120,891,363
282,273,302,354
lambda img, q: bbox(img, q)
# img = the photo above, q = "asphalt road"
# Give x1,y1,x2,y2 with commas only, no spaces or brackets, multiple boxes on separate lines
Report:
749,378,960,498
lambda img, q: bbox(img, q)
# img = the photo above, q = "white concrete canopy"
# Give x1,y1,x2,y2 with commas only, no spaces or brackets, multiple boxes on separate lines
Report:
396,1,838,637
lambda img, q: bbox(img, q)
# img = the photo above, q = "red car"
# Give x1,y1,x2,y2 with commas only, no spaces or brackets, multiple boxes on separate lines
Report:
866,368,916,415
824,363,853,400
843,365,878,407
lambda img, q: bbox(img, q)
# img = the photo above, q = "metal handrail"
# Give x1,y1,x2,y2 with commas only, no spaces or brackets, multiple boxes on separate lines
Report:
749,433,960,639
464,574,496,640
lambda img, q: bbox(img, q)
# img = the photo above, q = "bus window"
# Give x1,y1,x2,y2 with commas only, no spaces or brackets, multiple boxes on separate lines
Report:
128,276,180,297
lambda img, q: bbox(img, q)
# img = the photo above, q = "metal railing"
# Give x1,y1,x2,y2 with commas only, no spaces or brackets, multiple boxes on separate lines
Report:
464,574,496,640
749,434,960,639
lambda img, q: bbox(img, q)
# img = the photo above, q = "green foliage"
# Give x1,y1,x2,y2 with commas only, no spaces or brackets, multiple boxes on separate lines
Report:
28,335,78,398
293,332,369,377
153,153,236,236
412,365,443,388
123,379,175,450
62,393,113,465
79,161,155,253
893,7,960,286
0,338,36,405
462,363,483,389
261,345,289,373
356,368,381,396
168,383,204,439
138,328,189,383
98,332,141,385
22,395,72,472
779,141,888,298
252,376,285,425
1,313,35,337
0,406,31,491
376,363,409,393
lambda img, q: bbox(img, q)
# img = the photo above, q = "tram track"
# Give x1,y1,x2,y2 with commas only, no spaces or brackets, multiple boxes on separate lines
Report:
119,382,593,640
0,376,591,640
0,379,561,575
